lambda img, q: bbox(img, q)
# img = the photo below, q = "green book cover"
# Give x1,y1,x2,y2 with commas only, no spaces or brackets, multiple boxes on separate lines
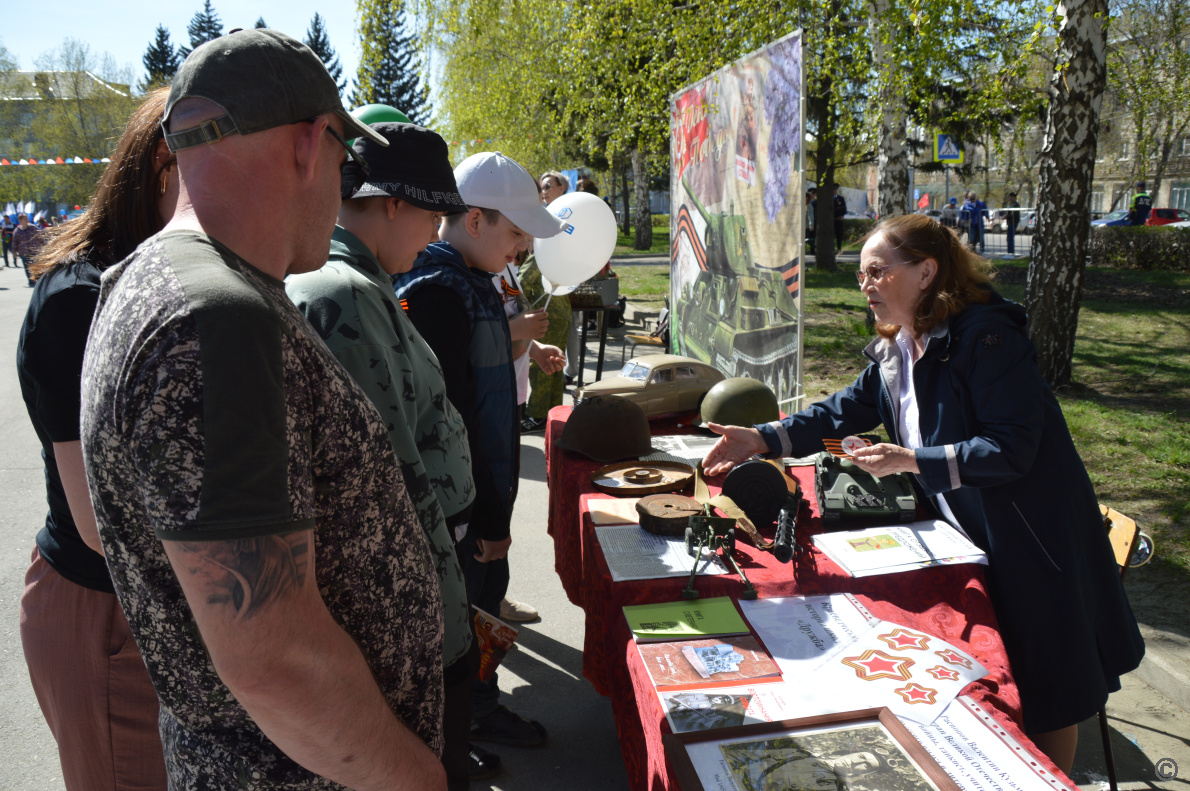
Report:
623,597,750,642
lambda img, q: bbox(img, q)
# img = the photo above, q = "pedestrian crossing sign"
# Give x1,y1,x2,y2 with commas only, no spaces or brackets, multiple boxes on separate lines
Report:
934,134,964,164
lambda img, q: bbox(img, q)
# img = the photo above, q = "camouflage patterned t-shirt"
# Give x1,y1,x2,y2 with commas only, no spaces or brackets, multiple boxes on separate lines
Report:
80,230,443,790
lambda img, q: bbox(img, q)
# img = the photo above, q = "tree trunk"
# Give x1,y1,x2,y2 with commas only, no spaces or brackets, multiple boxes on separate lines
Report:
810,89,838,272
620,159,632,235
1025,0,1109,388
870,0,909,218
632,147,653,250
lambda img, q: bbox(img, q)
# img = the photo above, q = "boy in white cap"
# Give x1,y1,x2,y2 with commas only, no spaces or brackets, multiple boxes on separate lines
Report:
394,152,565,753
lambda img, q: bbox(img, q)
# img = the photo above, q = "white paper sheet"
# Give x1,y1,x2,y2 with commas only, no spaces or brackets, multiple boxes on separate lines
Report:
813,520,988,577
790,624,988,725
594,524,728,582
740,595,987,725
738,594,879,681
901,697,1078,791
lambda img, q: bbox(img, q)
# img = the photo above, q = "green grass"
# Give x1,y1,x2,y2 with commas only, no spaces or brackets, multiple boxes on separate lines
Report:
613,225,670,257
615,265,670,304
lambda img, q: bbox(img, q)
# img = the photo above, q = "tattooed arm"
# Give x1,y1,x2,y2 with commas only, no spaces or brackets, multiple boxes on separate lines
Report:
162,530,445,791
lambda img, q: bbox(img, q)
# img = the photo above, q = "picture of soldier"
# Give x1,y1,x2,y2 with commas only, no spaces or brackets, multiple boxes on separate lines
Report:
665,693,754,732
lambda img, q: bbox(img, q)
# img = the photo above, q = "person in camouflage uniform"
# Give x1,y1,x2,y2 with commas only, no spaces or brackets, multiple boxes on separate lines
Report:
79,31,446,790
286,122,487,789
517,252,570,431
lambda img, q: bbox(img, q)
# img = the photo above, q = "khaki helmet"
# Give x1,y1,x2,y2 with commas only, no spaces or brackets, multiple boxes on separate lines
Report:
558,395,653,462
694,377,779,428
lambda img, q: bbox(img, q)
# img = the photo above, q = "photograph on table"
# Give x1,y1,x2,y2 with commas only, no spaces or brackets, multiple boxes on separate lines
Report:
660,683,802,733
663,708,960,791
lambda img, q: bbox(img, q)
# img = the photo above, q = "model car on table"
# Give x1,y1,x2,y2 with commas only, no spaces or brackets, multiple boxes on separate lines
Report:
573,354,725,417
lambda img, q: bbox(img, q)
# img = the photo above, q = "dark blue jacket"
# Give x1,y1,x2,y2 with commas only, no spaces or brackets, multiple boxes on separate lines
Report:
394,243,518,542
758,292,1144,733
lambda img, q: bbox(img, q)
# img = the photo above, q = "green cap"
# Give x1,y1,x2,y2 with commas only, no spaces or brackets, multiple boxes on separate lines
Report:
163,28,387,152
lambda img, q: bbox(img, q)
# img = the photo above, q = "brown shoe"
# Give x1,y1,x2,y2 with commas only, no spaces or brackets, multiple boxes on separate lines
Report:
499,597,539,623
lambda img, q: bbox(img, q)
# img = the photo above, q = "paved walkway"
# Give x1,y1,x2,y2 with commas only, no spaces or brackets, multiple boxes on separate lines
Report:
0,261,1186,790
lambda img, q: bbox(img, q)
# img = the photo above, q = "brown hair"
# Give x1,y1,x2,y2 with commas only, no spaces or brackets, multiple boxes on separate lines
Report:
862,214,993,338
30,88,172,280
540,170,569,192
576,177,599,196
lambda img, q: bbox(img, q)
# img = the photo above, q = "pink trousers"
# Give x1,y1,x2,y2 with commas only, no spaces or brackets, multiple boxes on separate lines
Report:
19,546,167,791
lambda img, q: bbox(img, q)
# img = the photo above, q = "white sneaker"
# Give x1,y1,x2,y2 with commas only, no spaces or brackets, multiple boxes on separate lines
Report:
499,597,539,623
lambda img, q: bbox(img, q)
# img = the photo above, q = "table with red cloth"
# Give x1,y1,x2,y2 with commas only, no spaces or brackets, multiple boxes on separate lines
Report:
543,405,1074,791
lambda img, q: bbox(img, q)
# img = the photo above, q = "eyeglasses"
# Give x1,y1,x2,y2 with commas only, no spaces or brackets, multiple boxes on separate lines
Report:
302,118,371,178
855,261,910,286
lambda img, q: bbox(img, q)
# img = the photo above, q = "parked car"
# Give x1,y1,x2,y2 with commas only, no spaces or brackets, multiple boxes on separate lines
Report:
1020,211,1037,234
574,354,725,417
1145,207,1190,226
1091,209,1131,228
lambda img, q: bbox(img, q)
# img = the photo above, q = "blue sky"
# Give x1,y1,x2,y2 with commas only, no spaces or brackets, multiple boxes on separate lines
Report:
2,1,361,90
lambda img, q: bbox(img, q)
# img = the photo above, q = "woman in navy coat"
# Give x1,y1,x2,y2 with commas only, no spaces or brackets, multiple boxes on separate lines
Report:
704,214,1144,774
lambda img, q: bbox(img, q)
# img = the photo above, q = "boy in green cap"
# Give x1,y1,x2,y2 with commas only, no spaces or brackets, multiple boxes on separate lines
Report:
286,121,487,789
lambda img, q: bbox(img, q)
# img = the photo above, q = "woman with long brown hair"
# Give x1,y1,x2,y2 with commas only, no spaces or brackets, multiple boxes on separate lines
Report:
704,214,1144,775
16,87,176,790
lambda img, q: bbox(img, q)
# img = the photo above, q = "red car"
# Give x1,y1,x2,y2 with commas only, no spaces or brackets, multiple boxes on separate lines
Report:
1145,207,1190,226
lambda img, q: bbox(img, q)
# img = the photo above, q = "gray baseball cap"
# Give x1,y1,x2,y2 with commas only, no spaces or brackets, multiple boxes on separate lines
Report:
163,28,386,152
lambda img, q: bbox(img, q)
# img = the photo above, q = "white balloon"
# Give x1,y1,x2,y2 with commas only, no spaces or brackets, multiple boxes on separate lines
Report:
540,272,579,296
534,192,618,286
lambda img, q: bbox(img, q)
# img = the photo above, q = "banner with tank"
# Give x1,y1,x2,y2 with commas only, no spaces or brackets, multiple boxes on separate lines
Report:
669,30,804,409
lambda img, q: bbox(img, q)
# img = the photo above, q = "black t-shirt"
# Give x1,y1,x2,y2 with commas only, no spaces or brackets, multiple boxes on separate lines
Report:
17,258,113,592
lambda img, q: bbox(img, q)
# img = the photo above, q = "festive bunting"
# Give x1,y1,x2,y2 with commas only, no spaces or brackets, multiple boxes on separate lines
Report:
0,156,111,166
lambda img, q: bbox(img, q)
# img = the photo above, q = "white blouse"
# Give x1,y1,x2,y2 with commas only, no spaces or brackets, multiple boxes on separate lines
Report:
894,327,968,536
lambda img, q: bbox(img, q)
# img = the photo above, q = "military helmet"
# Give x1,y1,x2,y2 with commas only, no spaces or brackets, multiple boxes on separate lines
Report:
557,395,653,462
695,377,779,428
347,103,412,145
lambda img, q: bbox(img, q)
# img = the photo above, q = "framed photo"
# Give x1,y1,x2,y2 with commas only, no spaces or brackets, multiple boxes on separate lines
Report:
663,707,960,791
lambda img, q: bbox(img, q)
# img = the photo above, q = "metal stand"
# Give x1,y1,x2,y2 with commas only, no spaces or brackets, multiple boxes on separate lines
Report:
575,307,612,388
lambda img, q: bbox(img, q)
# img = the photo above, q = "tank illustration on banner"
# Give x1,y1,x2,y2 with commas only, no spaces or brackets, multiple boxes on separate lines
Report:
673,175,799,380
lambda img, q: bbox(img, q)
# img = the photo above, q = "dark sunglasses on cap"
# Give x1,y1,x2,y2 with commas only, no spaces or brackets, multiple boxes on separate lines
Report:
301,117,371,177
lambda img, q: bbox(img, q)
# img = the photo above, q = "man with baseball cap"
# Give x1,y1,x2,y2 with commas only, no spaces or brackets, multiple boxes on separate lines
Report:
394,152,565,757
81,30,446,790
287,121,487,789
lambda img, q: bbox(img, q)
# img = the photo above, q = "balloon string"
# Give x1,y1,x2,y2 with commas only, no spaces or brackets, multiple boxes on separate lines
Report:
543,293,553,311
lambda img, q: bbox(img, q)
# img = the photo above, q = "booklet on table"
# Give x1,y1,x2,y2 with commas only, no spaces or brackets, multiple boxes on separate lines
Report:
624,596,749,643
813,519,987,578
637,635,782,691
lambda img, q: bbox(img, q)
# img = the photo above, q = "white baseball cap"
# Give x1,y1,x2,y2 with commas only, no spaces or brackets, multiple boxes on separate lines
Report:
454,152,567,238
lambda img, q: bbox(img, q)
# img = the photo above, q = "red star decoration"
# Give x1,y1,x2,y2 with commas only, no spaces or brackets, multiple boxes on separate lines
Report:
926,665,961,681
841,649,915,682
935,648,974,669
895,682,939,705
877,628,932,651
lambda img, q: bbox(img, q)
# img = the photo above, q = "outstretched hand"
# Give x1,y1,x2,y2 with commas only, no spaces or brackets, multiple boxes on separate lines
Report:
702,422,770,477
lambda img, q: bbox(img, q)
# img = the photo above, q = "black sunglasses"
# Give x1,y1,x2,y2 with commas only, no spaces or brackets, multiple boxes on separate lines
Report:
302,118,371,177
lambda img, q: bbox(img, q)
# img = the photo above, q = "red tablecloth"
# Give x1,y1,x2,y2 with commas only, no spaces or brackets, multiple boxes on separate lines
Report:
544,405,1069,791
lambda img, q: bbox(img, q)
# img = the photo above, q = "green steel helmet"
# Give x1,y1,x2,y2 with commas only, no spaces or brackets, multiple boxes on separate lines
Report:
695,377,779,428
557,395,653,462
347,103,412,145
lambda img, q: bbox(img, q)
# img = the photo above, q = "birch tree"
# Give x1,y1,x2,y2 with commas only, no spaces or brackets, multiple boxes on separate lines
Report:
1025,0,1110,387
